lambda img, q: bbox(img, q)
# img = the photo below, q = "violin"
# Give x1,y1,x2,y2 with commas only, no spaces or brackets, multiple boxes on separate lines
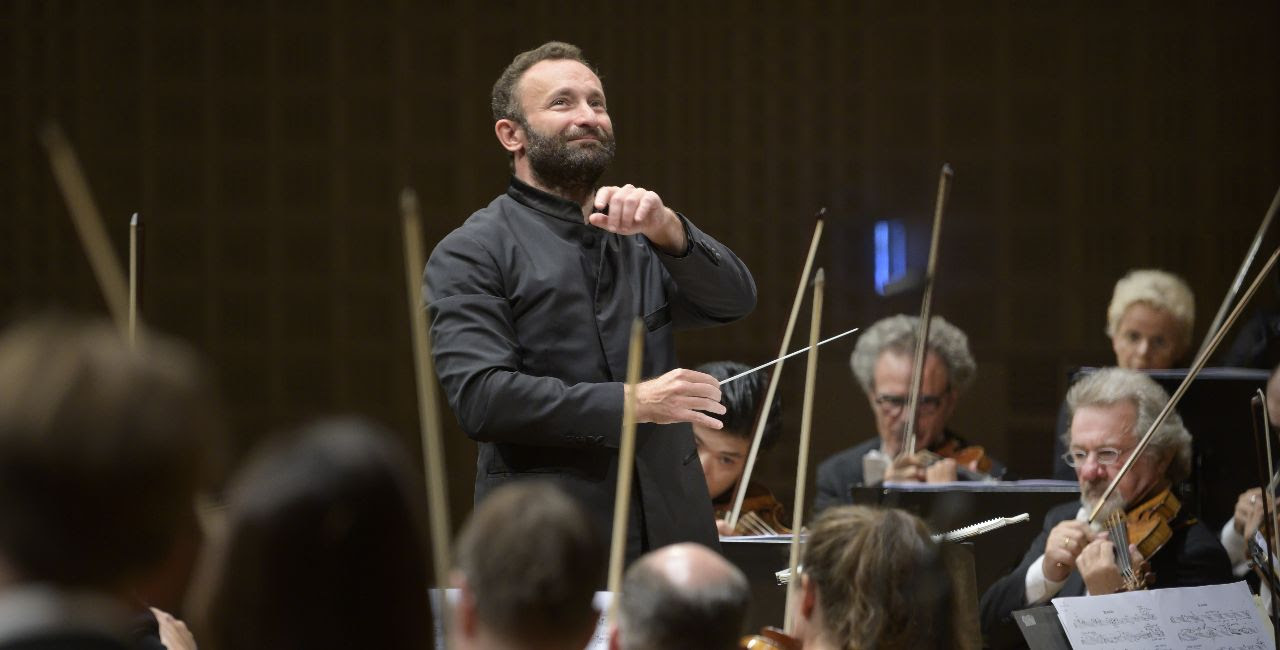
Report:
919,438,993,476
739,627,801,649
714,482,791,536
901,437,998,483
1102,486,1181,591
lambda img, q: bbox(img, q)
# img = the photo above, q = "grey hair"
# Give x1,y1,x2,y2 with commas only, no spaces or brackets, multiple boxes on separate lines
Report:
849,315,976,396
1063,367,1192,484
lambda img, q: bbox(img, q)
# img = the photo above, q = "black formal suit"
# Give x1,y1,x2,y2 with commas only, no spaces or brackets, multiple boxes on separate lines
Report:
979,500,1234,648
813,431,1008,514
427,178,756,556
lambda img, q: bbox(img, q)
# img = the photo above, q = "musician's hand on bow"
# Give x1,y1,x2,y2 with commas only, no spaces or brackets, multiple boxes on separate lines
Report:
590,185,686,255
1042,520,1094,582
628,368,725,428
884,453,928,483
924,457,958,483
1233,487,1264,539
150,608,197,650
715,518,735,536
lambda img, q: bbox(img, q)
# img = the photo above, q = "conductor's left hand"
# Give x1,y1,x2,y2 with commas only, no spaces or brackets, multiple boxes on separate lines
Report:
589,184,686,254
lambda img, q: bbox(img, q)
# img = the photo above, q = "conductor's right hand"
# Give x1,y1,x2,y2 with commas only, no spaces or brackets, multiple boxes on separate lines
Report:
1042,520,1096,583
628,368,726,428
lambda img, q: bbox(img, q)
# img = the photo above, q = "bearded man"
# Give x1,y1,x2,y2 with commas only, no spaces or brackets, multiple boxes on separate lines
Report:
426,42,756,560
979,368,1231,646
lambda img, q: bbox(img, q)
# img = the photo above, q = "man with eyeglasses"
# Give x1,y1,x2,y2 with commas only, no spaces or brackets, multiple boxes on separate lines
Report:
814,315,1007,513
980,368,1232,645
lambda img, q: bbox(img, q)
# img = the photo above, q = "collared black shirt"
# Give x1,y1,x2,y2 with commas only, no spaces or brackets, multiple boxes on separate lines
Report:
426,178,756,553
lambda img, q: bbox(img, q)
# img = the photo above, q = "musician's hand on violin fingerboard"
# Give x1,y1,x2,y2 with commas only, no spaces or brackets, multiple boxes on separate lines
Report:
1042,520,1094,582
924,457,957,483
1076,532,1138,596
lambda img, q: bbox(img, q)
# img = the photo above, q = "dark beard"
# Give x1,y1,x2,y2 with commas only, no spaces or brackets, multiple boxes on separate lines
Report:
520,118,616,201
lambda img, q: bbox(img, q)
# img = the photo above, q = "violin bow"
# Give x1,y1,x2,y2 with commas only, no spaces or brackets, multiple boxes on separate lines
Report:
783,268,824,633
1195,184,1280,363
39,123,132,341
399,189,454,639
1249,391,1280,628
727,209,825,530
129,213,143,348
1089,244,1280,523
606,317,645,622
901,164,953,458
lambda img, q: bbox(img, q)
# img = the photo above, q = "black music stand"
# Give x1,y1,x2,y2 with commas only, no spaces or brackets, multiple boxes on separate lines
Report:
719,537,791,632
850,482,1080,594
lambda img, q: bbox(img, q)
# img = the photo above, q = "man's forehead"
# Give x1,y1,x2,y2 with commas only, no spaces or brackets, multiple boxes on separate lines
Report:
519,59,604,98
1070,402,1137,444
874,349,949,382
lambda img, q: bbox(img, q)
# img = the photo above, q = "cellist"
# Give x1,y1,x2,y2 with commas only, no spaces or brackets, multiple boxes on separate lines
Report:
980,368,1232,643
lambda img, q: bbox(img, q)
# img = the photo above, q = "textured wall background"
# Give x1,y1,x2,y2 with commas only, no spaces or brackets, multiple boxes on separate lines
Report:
4,0,1279,540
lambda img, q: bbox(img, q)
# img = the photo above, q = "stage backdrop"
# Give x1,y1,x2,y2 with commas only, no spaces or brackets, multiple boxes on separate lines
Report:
4,0,1279,550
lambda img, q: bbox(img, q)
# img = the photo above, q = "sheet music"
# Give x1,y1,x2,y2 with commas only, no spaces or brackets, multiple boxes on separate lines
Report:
1051,581,1273,650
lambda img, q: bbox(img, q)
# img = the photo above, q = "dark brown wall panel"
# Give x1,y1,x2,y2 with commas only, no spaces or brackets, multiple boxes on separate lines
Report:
4,0,1279,531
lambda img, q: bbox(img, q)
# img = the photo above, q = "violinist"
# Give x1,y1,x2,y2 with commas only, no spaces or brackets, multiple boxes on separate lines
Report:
789,505,954,650
814,315,1007,513
695,361,789,536
980,368,1232,643
1218,364,1280,592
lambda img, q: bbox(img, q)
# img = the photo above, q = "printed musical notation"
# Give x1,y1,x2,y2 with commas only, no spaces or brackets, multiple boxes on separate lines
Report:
1176,621,1260,642
1078,623,1165,644
1070,604,1157,628
1053,581,1274,650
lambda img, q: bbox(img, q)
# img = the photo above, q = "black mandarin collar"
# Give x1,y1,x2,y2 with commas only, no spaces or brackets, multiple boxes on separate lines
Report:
506,176,590,225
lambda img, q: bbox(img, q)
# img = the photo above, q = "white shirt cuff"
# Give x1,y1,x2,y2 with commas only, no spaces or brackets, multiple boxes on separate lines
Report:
1025,554,1067,605
1220,519,1250,575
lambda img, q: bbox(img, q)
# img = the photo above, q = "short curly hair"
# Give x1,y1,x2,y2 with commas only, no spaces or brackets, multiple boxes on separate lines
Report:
1105,269,1195,350
491,41,597,123
1063,367,1193,484
849,315,976,396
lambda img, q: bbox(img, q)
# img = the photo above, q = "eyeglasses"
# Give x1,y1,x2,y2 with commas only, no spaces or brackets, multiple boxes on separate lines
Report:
873,393,945,417
1060,447,1129,468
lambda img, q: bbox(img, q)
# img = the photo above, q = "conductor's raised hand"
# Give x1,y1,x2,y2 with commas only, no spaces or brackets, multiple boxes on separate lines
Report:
628,368,725,428
589,184,687,254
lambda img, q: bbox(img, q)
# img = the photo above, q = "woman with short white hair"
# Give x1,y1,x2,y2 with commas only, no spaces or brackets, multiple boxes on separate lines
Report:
1106,269,1195,370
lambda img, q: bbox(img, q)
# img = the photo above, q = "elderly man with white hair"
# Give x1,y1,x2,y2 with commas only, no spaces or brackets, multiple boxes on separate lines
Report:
981,368,1232,642
814,315,1007,513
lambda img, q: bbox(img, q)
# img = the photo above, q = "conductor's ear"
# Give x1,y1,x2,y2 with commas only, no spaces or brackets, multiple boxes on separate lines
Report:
495,119,524,154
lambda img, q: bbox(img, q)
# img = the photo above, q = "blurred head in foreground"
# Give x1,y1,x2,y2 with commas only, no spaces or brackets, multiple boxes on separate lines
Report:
198,418,431,650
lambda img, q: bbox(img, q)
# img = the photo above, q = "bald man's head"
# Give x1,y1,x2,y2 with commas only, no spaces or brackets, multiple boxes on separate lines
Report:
615,543,749,650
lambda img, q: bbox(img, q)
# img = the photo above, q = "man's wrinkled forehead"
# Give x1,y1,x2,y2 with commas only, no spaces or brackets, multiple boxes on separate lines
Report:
517,59,605,107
